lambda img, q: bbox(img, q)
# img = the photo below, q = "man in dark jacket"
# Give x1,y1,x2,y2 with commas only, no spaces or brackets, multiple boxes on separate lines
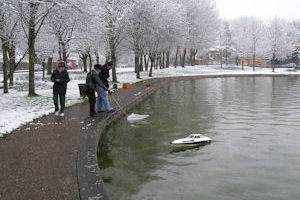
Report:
51,61,70,117
86,64,108,117
97,61,114,113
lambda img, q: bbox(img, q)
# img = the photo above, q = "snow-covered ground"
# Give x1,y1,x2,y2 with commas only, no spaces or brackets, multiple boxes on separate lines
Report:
1,65,300,137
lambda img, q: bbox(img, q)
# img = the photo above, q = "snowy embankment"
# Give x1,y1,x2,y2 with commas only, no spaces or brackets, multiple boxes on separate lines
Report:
1,65,300,137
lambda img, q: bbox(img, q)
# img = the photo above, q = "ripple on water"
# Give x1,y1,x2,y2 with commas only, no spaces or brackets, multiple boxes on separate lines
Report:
98,77,300,200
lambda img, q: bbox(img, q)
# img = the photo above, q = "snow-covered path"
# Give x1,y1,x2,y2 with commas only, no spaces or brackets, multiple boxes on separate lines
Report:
1,65,300,137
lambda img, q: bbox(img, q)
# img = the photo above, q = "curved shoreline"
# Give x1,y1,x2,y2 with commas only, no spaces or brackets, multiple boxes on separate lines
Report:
79,73,300,199
1,74,300,200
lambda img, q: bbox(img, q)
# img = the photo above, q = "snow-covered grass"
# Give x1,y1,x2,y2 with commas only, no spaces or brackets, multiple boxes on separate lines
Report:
1,65,300,137
0,70,88,137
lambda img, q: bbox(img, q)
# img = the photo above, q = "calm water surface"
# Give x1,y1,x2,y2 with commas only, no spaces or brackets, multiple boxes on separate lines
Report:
98,77,300,200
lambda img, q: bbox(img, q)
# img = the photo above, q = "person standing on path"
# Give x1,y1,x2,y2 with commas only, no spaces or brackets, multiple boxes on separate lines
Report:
51,61,70,117
86,64,108,117
97,61,114,113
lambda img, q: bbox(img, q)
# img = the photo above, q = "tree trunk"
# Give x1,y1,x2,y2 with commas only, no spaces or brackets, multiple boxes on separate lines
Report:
109,38,117,82
252,42,256,71
190,48,193,66
166,50,170,68
88,53,92,72
58,38,62,61
174,46,180,68
149,53,155,77
8,43,15,86
83,55,87,72
162,50,165,68
28,3,37,96
235,56,239,66
62,42,67,62
155,53,159,69
42,60,45,80
95,51,99,64
139,53,143,72
220,51,223,68
190,48,197,66
193,49,198,66
225,49,228,66
181,48,186,67
47,57,53,75
81,54,88,72
1,39,9,93
159,52,162,69
105,52,110,64
135,49,140,79
272,52,275,72
252,53,256,71
144,54,149,71
13,50,27,72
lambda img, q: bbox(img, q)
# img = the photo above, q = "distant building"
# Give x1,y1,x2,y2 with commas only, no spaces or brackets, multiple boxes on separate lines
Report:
239,59,271,67
197,48,223,65
196,47,234,65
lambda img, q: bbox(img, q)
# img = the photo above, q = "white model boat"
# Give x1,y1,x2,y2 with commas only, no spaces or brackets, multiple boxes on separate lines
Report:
127,113,149,121
171,134,211,145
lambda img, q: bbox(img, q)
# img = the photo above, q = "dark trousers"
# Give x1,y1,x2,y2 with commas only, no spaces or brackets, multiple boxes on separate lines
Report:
53,94,65,113
86,87,96,116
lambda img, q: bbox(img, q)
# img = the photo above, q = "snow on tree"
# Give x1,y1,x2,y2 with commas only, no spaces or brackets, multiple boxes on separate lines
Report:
14,0,59,95
35,25,57,77
248,17,265,71
183,0,219,67
98,0,137,82
230,17,266,70
265,17,297,71
154,0,187,69
125,0,187,77
219,21,233,65
125,1,152,78
47,6,78,62
231,17,252,65
1,0,12,93
292,19,300,66
0,0,25,91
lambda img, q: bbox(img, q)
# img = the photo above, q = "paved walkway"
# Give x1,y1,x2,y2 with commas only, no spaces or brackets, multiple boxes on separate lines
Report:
0,78,164,200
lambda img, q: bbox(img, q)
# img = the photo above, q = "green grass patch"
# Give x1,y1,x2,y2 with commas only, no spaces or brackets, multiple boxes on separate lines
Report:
0,134,8,142
28,93,40,97
65,98,88,109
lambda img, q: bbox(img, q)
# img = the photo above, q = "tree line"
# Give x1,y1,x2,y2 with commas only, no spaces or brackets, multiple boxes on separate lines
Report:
1,0,299,95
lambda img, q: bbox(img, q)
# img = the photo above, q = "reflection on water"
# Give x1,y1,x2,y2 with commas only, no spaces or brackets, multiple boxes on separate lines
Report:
98,77,300,200
170,143,210,153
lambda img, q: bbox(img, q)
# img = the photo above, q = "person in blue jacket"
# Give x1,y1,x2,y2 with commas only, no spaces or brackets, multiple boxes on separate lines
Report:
86,64,109,117
97,61,114,113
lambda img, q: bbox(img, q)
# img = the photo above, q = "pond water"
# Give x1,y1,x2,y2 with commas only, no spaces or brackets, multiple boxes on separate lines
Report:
98,77,300,200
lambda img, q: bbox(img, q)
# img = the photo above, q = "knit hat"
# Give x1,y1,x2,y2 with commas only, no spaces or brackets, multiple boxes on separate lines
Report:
94,64,102,70
106,61,113,67
58,61,66,68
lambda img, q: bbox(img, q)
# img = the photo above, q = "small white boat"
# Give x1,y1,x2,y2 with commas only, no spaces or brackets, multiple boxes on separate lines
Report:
127,113,149,121
171,134,211,145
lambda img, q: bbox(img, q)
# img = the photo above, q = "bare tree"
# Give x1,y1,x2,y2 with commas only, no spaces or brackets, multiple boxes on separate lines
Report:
17,0,58,96
100,0,136,82
265,17,296,72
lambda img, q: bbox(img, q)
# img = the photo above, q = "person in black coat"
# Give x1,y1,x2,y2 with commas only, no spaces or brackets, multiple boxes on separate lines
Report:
97,61,114,113
86,64,108,117
51,61,70,117
99,61,112,88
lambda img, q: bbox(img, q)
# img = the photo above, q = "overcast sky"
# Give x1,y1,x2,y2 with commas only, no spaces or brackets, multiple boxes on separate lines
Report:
215,0,300,21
